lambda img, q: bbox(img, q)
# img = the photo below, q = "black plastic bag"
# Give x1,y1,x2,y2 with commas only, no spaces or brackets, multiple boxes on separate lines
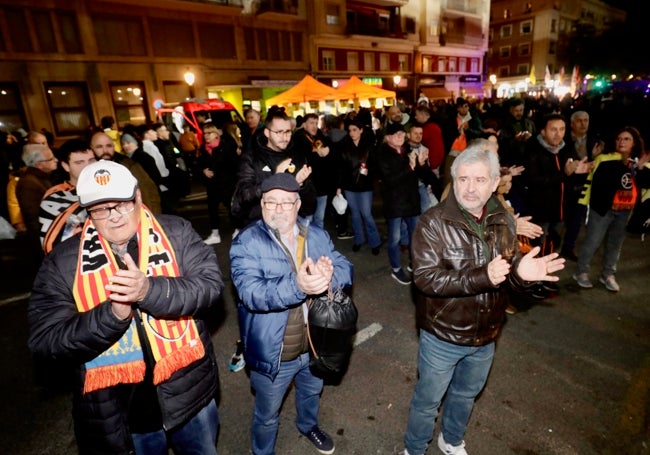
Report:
307,287,358,377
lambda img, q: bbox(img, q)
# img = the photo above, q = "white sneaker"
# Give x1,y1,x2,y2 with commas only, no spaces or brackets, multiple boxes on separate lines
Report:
437,433,468,455
204,232,221,245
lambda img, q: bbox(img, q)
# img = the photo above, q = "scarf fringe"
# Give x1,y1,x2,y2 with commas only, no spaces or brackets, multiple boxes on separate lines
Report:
153,343,205,385
83,361,146,394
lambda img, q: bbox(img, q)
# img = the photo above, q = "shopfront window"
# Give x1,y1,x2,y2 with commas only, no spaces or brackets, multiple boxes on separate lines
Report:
0,83,28,134
44,82,94,136
109,82,148,128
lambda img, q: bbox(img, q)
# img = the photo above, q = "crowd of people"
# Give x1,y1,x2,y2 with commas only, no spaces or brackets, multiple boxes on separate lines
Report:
1,88,649,455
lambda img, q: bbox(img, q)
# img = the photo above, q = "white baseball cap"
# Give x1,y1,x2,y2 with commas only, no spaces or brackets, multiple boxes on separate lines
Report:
77,160,138,207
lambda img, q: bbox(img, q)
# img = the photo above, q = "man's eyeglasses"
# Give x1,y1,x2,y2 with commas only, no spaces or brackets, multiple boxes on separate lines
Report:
87,201,136,220
262,200,299,211
267,129,292,137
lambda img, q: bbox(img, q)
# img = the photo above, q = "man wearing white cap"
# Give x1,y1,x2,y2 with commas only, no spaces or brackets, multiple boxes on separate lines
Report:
28,160,224,455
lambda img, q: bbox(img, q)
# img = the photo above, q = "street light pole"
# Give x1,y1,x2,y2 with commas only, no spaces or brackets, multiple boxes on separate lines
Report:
184,69,195,99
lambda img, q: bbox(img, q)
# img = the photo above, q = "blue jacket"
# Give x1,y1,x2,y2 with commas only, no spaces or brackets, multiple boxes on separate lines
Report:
229,218,353,380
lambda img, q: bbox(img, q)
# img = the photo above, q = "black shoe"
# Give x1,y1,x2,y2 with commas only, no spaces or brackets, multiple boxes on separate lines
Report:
352,243,361,252
529,284,548,300
302,426,335,454
541,281,560,293
391,268,412,285
337,231,354,240
371,245,380,256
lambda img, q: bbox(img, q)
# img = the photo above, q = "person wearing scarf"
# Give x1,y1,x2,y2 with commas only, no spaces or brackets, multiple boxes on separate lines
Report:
28,160,224,455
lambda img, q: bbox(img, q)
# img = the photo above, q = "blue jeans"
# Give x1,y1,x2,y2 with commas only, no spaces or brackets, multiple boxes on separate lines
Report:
131,399,218,455
250,352,323,455
562,203,587,253
344,190,381,248
418,182,435,213
387,216,418,269
577,208,630,277
405,330,494,455
312,195,328,229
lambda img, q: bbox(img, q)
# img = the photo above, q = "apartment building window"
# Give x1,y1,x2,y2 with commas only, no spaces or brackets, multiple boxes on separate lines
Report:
518,43,530,56
500,25,512,38
549,41,556,55
292,32,303,61
199,23,236,59
489,29,494,41
470,58,479,73
422,56,432,73
150,18,194,58
326,4,340,25
498,66,510,78
398,54,408,72
502,9,511,19
347,52,359,72
379,53,389,71
32,10,57,53
268,30,281,60
520,20,533,35
437,57,447,72
364,53,375,71
448,57,457,73
459,57,467,73
4,7,33,52
93,15,146,56
0,83,28,133
256,29,269,60
517,63,530,76
57,12,83,54
44,82,94,136
499,46,511,58
551,19,557,33
322,50,335,71
109,82,148,128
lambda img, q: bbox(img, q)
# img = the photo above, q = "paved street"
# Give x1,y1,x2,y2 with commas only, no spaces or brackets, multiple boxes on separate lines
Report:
1,188,649,455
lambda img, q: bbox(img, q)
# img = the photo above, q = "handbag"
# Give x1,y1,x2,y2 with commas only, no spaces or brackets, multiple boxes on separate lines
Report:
307,287,358,377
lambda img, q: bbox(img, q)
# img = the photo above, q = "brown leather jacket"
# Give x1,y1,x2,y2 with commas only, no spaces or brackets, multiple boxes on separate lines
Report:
412,190,528,346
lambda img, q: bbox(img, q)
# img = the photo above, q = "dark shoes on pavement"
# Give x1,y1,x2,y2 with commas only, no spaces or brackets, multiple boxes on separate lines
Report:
302,426,335,454
336,231,354,240
391,268,412,285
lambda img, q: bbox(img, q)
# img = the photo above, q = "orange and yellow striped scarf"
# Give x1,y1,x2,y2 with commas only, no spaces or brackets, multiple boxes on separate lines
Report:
73,206,204,394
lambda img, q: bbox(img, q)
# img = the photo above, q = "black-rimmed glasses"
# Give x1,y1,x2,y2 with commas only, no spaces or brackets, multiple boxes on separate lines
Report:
266,128,292,137
87,201,136,220
262,200,299,211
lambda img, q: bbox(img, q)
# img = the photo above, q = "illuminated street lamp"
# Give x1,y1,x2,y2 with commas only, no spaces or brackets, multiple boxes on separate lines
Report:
184,69,195,98
489,74,497,100
393,74,401,87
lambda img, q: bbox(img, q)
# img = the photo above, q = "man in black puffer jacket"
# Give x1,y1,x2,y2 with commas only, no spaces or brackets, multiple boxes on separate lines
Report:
28,160,224,455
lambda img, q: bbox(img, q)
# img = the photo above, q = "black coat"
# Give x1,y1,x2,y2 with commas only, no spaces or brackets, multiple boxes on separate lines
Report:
376,142,422,219
28,215,223,455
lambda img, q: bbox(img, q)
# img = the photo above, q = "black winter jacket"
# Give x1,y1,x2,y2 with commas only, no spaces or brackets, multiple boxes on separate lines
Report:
412,190,528,346
28,215,223,455
232,133,316,226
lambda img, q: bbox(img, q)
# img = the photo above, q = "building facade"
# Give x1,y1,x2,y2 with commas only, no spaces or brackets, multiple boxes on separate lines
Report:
488,0,625,97
0,0,493,144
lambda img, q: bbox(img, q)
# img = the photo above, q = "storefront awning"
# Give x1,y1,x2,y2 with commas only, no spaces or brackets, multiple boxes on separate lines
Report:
421,87,451,100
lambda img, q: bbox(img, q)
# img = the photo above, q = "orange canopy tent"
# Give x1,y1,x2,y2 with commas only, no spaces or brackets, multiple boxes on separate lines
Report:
265,74,340,106
336,75,396,100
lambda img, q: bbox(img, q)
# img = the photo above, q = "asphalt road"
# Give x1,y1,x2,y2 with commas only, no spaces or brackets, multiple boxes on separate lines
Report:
1,189,649,455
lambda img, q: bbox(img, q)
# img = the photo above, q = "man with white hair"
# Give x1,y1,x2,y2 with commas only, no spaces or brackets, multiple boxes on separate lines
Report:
403,145,565,455
16,142,58,262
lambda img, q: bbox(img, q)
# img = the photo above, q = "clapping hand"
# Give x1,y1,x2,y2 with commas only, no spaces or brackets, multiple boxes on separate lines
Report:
297,256,333,295
106,253,149,319
516,246,565,282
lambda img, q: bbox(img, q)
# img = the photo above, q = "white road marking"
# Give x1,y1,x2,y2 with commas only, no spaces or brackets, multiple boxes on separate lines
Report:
353,322,383,346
